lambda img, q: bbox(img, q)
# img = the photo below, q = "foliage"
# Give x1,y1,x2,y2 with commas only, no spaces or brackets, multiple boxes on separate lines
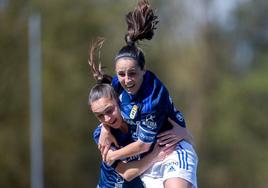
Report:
0,0,267,187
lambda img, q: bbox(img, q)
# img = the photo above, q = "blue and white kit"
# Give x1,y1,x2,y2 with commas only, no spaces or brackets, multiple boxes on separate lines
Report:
141,141,198,188
112,71,198,188
93,125,144,188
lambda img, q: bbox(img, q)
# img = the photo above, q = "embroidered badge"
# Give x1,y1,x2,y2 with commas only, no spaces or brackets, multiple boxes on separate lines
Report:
130,105,138,119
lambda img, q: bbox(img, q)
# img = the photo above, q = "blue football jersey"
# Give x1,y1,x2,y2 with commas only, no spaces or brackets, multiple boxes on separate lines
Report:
93,125,144,188
112,71,186,144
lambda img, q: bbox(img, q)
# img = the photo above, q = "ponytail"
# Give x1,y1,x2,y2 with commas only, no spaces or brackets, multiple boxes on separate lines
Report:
125,0,158,44
114,0,159,69
87,38,117,108
88,37,112,84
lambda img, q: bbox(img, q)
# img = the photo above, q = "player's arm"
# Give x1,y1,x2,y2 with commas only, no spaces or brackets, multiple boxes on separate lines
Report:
115,143,174,181
98,124,119,160
105,139,152,165
105,117,190,166
157,118,194,146
105,110,165,165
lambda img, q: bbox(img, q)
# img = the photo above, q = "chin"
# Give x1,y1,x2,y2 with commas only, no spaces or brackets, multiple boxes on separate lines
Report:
127,89,137,95
112,124,120,129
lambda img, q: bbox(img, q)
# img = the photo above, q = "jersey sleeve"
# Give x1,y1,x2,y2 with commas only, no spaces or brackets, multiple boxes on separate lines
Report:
137,85,169,143
168,96,186,128
93,125,102,145
137,110,166,143
137,72,187,143
112,76,124,94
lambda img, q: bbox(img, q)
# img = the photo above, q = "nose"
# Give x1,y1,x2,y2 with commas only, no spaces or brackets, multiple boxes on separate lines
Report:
104,114,112,123
125,74,131,83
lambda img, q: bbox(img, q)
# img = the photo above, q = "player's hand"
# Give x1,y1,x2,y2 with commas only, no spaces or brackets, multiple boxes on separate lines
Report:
157,130,179,147
98,125,119,161
104,150,115,166
151,143,175,162
157,118,194,146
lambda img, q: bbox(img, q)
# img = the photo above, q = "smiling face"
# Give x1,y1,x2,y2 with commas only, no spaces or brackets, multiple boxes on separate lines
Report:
91,97,123,129
115,58,145,95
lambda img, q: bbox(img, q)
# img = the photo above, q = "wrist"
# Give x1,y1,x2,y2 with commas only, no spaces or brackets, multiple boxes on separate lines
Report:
109,150,118,161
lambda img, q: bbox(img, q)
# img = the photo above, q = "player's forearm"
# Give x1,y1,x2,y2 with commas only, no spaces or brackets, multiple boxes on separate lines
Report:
168,118,195,145
116,150,157,181
175,126,194,145
110,140,151,161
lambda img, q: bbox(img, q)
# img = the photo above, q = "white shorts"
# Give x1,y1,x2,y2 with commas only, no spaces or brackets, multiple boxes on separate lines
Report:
141,140,198,188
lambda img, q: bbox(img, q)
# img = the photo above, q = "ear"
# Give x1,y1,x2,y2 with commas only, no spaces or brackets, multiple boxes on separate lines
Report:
142,70,146,76
142,65,146,75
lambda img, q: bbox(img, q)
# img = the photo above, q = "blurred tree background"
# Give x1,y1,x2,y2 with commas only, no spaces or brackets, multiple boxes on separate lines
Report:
0,0,268,187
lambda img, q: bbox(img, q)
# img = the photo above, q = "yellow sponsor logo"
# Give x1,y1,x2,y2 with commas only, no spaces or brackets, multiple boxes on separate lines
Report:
130,105,138,119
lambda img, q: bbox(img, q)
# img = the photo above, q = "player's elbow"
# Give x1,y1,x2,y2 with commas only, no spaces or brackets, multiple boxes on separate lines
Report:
117,166,138,182
121,172,136,182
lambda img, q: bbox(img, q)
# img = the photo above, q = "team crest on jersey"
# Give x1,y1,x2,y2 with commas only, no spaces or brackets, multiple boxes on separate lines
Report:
130,105,138,119
176,112,184,122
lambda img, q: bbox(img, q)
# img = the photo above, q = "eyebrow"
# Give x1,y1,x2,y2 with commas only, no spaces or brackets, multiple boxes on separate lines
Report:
127,69,137,72
95,105,113,114
117,68,138,72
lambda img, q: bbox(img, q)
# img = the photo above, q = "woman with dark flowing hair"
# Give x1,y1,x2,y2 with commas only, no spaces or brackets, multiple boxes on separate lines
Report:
93,1,198,187
88,39,185,188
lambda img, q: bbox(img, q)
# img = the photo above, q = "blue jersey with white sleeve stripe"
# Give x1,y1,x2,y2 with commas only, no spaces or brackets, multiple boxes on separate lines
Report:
112,70,186,144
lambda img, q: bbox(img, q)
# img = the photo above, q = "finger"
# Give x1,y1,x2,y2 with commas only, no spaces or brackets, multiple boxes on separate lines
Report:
100,144,106,155
102,145,110,162
158,134,176,142
161,139,176,147
98,144,104,153
102,139,111,152
157,130,172,138
112,137,119,148
163,143,176,150
168,117,177,126
107,160,113,166
165,140,178,147
101,146,106,160
164,147,174,156
158,138,173,146
164,145,176,154
158,135,176,145
114,141,119,148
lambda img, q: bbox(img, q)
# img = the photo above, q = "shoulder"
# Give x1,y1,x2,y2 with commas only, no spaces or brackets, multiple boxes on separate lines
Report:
112,75,124,94
143,71,168,97
142,71,170,110
112,75,119,85
93,124,102,144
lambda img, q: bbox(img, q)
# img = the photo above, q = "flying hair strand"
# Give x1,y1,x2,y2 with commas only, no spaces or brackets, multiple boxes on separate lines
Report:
88,37,112,84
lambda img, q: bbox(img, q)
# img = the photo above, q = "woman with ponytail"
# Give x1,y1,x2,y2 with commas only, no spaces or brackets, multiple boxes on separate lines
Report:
88,38,183,188
97,1,198,188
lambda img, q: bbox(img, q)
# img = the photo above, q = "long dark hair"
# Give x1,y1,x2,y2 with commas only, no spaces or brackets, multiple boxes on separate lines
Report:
87,38,117,108
114,0,159,70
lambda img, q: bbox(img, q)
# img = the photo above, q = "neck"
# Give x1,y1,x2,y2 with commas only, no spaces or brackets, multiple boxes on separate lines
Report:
119,121,128,133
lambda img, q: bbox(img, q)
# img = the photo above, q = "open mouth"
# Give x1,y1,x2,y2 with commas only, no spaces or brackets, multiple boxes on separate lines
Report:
109,119,116,125
109,119,121,129
126,84,135,89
